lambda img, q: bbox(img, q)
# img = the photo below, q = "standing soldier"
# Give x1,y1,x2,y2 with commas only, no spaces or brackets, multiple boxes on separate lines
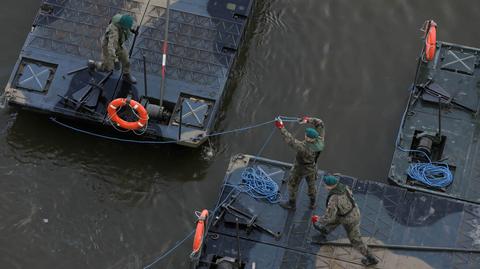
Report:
275,116,324,210
312,175,379,266
89,14,137,84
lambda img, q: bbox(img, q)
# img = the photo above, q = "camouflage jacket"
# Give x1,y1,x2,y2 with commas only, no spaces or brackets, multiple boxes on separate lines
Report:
102,19,130,57
319,183,359,225
280,117,325,171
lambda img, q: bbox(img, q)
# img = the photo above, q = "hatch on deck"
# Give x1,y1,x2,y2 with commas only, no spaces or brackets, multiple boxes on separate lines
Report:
440,48,477,75
172,94,214,129
14,58,57,93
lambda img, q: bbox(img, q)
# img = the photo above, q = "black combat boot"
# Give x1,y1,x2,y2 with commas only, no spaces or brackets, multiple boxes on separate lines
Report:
309,198,317,209
311,232,327,243
279,200,296,210
123,73,137,84
311,223,328,242
87,60,97,70
361,254,379,266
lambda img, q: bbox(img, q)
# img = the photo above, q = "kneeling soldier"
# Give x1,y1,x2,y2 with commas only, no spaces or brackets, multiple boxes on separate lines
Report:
312,175,379,266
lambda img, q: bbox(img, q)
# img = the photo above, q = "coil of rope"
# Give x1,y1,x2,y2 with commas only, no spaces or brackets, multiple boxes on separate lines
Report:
407,161,453,188
396,147,453,188
226,166,280,203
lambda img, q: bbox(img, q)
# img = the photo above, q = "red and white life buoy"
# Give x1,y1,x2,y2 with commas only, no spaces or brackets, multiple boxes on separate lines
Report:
107,98,148,130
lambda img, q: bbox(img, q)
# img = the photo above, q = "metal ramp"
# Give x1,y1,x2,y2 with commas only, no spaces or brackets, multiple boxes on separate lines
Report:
196,154,480,269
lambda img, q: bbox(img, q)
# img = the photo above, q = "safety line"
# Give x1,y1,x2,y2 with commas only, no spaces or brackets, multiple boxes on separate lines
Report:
50,116,299,144
142,123,282,268
142,188,238,269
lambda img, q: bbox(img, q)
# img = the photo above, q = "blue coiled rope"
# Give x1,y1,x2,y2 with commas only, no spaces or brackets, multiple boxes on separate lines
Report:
397,147,453,188
407,162,453,188
235,166,280,203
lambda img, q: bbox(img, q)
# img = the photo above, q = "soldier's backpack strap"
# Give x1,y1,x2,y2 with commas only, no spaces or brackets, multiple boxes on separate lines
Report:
326,190,356,217
339,190,356,217
314,151,321,164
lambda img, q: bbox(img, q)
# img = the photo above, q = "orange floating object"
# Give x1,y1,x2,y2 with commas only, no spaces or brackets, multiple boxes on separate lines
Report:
107,98,148,130
425,20,437,61
192,209,209,254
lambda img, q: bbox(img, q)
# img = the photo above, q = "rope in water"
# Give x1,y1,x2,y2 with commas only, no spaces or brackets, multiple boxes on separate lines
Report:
142,230,195,269
142,188,238,269
50,116,299,144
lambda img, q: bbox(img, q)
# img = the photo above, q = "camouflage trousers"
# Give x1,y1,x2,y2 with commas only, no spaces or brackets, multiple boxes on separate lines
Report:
286,165,317,203
98,43,131,74
314,209,371,257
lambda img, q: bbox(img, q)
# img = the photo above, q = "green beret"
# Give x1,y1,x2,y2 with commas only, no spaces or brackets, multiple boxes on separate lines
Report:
305,127,319,139
323,175,339,186
119,14,134,30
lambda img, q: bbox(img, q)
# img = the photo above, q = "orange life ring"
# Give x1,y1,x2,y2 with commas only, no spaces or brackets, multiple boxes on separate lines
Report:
425,21,437,61
192,209,209,254
107,98,149,130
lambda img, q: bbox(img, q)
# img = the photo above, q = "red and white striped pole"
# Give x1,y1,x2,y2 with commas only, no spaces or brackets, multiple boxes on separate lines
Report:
161,42,167,80
159,0,170,108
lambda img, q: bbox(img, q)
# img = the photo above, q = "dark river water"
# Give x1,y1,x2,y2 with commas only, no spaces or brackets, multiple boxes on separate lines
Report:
2,0,480,268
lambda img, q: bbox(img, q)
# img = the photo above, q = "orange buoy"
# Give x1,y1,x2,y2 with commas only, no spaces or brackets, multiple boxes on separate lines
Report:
425,20,437,61
107,98,148,130
192,209,209,254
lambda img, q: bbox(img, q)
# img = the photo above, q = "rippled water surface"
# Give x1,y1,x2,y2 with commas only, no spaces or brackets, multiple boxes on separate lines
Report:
2,0,480,268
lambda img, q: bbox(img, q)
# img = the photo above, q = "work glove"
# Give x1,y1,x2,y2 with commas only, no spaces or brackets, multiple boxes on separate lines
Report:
311,215,319,223
274,117,284,129
299,116,310,124
307,117,324,128
130,26,139,35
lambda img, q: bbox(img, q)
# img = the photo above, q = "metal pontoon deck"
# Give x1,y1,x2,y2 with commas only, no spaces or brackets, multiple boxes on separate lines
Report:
389,39,480,203
193,154,480,269
2,0,254,147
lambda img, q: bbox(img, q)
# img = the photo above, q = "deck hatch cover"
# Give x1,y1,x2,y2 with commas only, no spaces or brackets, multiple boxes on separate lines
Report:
175,96,213,129
15,59,56,92
441,50,476,75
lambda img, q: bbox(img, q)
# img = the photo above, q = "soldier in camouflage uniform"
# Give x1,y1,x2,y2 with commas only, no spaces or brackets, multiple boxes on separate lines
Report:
275,116,324,210
89,14,137,84
312,175,379,266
